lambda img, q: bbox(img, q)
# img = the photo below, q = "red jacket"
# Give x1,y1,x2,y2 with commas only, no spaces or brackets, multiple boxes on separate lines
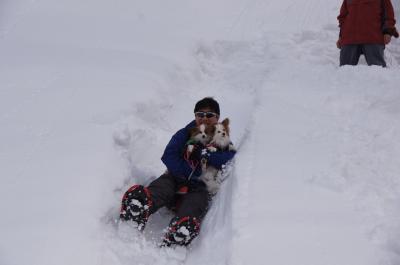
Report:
338,0,399,45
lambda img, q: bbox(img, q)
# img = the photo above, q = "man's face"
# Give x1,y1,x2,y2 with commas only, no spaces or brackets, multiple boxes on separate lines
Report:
195,108,219,126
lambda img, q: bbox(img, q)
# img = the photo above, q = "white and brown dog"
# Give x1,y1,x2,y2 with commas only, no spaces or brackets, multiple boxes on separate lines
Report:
186,123,214,155
199,118,235,194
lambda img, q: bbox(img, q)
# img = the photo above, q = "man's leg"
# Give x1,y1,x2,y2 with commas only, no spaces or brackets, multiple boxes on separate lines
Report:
163,185,210,246
362,44,386,67
176,186,210,220
147,173,177,214
340,44,362,66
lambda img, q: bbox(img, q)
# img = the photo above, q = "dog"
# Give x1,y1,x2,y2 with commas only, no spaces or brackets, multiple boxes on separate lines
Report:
199,118,235,194
208,118,235,152
186,123,214,155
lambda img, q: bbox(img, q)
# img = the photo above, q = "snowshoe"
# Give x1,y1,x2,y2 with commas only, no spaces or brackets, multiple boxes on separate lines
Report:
162,216,200,247
120,185,152,231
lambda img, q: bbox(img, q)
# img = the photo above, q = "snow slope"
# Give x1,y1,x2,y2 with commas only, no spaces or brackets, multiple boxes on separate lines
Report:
1,1,400,265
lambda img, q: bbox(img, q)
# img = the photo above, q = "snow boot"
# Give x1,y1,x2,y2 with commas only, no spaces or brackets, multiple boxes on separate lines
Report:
120,185,152,231
162,216,200,247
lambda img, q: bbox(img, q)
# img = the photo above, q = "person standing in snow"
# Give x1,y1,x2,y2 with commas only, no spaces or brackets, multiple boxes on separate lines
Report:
337,0,399,67
119,97,236,247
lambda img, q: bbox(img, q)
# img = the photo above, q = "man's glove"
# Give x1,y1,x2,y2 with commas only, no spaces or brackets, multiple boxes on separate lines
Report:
336,38,342,49
383,27,399,38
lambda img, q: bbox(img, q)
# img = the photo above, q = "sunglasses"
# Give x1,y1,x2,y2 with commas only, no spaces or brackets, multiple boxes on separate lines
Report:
195,111,217,119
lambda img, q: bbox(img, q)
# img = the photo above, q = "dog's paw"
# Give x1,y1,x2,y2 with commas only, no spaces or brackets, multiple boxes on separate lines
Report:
207,182,220,195
200,174,211,182
207,146,217,152
187,145,194,153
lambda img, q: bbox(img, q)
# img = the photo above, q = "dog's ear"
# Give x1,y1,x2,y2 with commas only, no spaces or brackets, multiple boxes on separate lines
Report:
222,118,230,134
222,118,230,128
189,127,199,136
222,118,230,127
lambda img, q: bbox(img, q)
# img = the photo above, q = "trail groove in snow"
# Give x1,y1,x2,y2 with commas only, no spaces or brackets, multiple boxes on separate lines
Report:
105,36,274,265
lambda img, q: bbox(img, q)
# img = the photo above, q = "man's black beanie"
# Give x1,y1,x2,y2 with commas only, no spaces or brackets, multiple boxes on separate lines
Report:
194,97,220,115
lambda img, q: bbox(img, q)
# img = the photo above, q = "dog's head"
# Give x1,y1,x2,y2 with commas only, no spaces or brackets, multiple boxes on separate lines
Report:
189,123,214,146
211,118,231,149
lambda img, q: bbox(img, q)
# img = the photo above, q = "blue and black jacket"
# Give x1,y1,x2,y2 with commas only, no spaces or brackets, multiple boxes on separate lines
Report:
161,121,236,181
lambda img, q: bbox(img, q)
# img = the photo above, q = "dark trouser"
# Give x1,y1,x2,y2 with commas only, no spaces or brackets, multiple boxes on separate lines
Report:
147,173,210,221
340,44,386,67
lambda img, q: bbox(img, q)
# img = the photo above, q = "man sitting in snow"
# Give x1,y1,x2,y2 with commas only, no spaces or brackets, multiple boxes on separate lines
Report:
337,0,399,67
119,97,236,246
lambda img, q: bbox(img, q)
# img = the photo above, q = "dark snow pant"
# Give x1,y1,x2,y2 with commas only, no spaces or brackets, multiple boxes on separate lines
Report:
340,44,386,67
147,173,210,221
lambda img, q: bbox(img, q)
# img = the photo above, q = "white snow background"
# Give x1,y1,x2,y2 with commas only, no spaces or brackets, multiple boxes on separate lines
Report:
1,0,400,265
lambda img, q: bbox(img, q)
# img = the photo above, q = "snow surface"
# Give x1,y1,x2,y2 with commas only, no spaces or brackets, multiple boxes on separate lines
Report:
1,0,400,265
